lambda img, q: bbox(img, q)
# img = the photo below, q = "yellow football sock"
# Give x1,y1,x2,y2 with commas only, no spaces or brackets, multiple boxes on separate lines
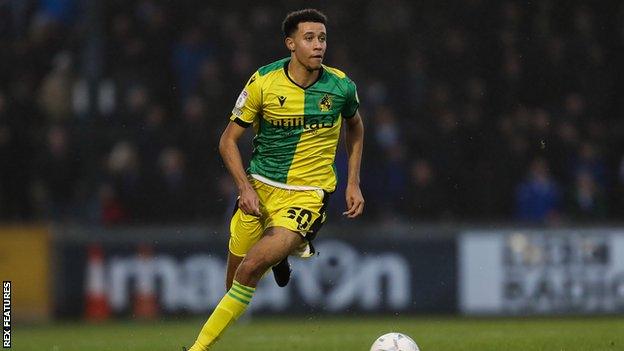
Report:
188,280,255,351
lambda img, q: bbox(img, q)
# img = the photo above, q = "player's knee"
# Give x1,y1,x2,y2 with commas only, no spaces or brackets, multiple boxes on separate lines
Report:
236,257,268,281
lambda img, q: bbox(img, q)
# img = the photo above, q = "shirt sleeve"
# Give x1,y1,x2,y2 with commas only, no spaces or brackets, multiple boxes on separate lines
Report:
341,79,359,119
230,72,262,127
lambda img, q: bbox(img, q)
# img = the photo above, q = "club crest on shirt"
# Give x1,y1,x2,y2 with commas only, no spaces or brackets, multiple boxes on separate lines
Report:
319,94,332,112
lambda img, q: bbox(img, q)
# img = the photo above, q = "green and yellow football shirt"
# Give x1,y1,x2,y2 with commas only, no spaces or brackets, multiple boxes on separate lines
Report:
230,57,359,193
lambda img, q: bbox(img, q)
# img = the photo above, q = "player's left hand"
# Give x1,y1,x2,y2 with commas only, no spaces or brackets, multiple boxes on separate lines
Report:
343,183,364,218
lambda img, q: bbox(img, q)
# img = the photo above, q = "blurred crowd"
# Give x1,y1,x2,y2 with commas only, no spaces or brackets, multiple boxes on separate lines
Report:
1,0,624,225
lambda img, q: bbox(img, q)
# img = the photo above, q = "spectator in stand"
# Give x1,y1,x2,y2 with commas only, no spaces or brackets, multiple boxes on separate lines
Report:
403,49,428,115
34,125,81,221
196,59,226,117
95,183,126,225
570,142,607,190
404,158,445,220
119,84,150,130
102,141,144,222
37,0,79,28
149,147,193,222
549,120,581,184
368,106,407,220
515,157,562,223
430,108,463,217
38,51,75,122
172,26,214,100
135,104,172,176
175,95,219,218
566,171,607,221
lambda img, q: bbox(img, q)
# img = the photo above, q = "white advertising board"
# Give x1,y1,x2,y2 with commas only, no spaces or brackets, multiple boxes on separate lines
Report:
459,230,624,314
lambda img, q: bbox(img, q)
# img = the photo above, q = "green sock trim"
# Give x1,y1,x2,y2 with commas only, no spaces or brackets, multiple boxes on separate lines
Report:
230,286,254,300
233,281,255,293
227,292,250,305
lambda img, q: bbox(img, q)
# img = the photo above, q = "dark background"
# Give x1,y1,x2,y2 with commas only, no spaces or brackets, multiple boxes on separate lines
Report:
2,0,624,226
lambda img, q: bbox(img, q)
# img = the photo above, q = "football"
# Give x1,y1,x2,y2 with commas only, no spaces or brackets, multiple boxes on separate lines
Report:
369,332,420,351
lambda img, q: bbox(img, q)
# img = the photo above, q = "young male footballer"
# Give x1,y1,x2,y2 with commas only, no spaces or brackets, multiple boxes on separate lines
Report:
186,8,364,350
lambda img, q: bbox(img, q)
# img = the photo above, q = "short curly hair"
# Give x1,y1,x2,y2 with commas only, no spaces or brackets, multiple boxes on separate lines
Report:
282,9,327,38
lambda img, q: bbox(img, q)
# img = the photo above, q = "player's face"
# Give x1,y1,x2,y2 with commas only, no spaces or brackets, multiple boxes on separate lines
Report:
289,22,326,71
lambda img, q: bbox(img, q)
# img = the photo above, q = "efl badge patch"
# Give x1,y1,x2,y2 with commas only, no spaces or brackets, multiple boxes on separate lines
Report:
232,90,249,117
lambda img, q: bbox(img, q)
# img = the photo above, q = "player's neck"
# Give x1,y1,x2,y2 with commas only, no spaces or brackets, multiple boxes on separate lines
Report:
287,58,320,88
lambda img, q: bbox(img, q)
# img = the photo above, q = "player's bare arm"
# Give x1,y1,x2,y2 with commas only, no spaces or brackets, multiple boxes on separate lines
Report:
219,121,261,216
343,111,365,218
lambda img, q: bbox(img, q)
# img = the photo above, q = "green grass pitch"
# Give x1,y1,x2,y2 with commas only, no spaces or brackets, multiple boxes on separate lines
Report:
15,315,624,351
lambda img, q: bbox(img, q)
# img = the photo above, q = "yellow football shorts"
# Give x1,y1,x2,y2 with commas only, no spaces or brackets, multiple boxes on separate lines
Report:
229,177,329,258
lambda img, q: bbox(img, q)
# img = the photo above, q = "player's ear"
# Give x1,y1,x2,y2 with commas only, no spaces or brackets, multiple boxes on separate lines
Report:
285,37,295,52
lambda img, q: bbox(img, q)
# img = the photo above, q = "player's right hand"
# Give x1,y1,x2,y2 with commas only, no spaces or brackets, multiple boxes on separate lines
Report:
238,186,261,216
